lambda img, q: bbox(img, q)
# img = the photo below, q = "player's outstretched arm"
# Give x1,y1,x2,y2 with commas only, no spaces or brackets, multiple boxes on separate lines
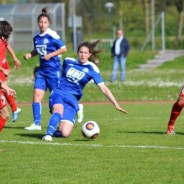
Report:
7,45,22,69
98,84,128,114
24,50,38,60
44,47,67,61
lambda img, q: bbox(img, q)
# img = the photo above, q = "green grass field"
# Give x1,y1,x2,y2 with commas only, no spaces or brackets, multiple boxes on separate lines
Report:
1,51,184,183
1,103,184,184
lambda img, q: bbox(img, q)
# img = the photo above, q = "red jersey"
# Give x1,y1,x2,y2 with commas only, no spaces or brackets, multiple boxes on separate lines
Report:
0,38,8,66
0,38,10,82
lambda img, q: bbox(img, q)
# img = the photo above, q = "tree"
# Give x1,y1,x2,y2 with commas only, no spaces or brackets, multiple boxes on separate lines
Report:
118,1,124,30
175,0,184,42
142,0,150,36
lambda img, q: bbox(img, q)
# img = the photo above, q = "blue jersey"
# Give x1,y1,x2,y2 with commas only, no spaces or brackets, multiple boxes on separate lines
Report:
56,57,104,101
33,28,65,76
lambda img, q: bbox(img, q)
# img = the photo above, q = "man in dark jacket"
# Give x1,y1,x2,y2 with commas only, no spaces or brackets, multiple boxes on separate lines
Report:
110,29,130,82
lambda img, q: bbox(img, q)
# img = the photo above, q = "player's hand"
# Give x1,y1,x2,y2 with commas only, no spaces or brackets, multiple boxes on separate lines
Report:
8,88,16,97
14,58,21,69
1,84,16,97
3,69,9,76
115,105,128,114
24,53,31,60
44,54,51,61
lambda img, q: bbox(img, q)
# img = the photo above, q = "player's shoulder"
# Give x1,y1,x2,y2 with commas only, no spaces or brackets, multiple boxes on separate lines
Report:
33,32,39,38
86,61,100,73
64,57,77,63
46,28,60,39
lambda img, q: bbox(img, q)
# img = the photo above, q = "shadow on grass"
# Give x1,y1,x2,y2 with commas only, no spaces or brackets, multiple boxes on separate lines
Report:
14,134,92,141
15,133,43,139
74,139,93,142
119,131,166,135
174,132,184,135
4,126,26,130
118,130,184,135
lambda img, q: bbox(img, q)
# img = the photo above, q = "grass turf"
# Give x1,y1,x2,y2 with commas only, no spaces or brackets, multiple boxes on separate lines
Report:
1,50,184,183
1,103,184,184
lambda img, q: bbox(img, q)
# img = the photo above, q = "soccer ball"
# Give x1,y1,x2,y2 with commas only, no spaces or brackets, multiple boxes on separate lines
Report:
81,121,100,139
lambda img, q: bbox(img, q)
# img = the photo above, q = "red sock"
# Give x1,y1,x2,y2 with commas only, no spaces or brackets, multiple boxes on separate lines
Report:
4,92,17,112
0,117,7,132
168,102,183,127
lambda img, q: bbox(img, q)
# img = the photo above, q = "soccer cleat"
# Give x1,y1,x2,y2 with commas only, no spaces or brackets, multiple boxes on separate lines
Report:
24,124,41,131
167,126,175,135
53,129,63,137
77,104,84,123
12,108,21,122
42,135,52,141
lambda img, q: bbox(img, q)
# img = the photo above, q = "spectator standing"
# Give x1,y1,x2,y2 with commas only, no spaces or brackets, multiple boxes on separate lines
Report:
110,29,130,82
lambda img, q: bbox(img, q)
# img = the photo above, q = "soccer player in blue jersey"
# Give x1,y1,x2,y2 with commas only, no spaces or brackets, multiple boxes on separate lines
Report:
23,8,67,130
42,40,128,141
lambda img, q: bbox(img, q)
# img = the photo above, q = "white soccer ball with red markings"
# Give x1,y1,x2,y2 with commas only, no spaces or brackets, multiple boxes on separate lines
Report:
81,121,100,139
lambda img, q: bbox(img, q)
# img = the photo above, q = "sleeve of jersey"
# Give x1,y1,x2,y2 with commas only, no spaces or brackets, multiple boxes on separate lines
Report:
33,37,36,50
91,64,104,85
51,32,66,49
5,40,8,47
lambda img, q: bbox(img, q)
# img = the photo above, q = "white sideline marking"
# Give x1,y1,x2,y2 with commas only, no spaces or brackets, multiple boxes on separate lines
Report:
0,140,184,150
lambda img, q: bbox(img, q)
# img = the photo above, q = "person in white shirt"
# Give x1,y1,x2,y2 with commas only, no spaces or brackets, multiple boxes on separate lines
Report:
110,29,130,82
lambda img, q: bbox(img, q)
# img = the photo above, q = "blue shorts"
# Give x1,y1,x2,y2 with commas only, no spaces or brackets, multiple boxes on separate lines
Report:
34,73,60,92
49,89,79,124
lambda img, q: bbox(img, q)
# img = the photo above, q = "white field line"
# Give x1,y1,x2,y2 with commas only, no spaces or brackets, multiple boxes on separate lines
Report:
0,140,184,150
7,76,183,87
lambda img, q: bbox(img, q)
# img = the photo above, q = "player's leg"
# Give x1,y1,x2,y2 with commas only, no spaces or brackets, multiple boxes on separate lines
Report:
42,110,63,141
43,97,76,141
57,103,76,138
0,107,9,132
0,91,9,132
25,76,46,130
77,103,84,123
2,62,21,122
3,91,21,122
42,91,64,141
167,88,184,134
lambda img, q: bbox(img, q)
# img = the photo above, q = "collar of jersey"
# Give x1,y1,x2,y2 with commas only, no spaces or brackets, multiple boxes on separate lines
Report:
77,60,90,65
39,28,50,36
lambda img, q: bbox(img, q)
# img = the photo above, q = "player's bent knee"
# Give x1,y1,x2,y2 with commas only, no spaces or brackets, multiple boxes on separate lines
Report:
177,100,184,107
60,131,71,138
58,127,71,138
1,109,10,119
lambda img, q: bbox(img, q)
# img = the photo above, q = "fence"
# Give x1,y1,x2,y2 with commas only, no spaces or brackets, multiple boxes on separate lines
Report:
0,3,65,51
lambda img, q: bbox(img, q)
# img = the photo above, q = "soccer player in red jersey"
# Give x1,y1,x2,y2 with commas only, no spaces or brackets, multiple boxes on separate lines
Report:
0,78,16,132
167,88,184,135
0,20,22,122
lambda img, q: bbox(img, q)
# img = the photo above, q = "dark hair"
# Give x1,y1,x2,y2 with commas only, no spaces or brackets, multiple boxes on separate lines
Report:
77,40,102,64
0,21,13,39
37,7,51,23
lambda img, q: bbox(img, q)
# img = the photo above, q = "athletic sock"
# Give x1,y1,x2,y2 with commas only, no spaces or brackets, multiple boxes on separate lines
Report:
46,112,62,136
32,102,42,126
168,102,183,127
53,129,63,137
0,117,7,132
4,92,17,112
